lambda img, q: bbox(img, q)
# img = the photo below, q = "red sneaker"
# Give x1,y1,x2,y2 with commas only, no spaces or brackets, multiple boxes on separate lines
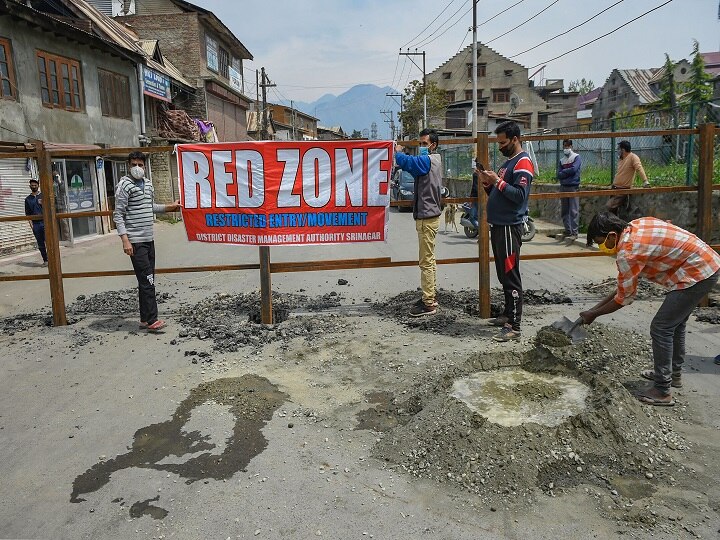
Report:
147,320,166,332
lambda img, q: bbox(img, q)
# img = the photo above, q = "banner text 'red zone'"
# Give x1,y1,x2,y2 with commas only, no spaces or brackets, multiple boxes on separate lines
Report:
176,140,392,246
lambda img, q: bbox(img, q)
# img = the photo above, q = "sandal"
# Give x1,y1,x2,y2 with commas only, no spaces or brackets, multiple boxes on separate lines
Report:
636,392,675,407
640,369,682,388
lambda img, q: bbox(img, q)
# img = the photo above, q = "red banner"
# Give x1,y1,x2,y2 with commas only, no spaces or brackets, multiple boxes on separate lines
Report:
176,140,393,246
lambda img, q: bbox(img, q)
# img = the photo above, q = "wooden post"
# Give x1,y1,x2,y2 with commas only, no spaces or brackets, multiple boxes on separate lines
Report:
696,123,715,308
259,246,273,324
36,142,67,326
477,133,491,318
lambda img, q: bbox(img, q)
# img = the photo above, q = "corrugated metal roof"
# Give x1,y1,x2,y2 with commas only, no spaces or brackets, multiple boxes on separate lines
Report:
617,69,659,104
59,0,194,88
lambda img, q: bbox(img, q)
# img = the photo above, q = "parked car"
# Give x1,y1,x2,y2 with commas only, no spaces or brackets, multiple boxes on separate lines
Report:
391,169,414,212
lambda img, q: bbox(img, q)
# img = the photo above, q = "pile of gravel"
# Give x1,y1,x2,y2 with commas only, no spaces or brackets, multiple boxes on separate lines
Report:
177,290,347,352
372,327,690,511
67,289,172,316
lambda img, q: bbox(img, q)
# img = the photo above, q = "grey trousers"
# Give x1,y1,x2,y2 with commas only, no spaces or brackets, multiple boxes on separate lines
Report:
560,185,579,235
649,270,719,394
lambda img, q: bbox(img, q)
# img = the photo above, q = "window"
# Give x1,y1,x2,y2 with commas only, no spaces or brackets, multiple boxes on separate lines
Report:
609,89,617,102
445,109,466,129
442,71,451,79
492,88,510,103
504,69,513,76
36,51,83,111
445,91,454,102
466,63,486,78
206,35,218,71
464,90,472,101
98,68,131,119
218,46,229,78
0,37,17,99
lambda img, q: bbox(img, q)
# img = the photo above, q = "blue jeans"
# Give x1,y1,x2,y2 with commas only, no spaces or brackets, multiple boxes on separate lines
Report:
469,203,478,227
32,222,47,262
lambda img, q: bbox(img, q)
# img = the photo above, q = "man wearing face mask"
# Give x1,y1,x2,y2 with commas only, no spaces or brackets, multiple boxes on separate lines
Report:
24,179,48,267
580,212,720,406
556,139,581,241
478,121,534,342
113,151,181,332
395,128,443,317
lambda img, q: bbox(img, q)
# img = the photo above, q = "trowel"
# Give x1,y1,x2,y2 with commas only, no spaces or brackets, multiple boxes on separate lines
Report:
550,316,588,344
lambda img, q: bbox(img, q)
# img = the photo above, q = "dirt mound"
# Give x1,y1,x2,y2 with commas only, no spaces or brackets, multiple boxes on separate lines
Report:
372,342,688,510
581,278,666,300
67,289,172,316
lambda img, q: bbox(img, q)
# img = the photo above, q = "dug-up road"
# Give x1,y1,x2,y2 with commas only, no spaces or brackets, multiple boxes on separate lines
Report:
1,210,719,540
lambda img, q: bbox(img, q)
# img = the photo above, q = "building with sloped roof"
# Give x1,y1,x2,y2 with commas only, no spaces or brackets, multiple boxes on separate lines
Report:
591,68,660,128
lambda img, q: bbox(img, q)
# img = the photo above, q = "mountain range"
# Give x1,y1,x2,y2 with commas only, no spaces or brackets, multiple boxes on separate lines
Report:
282,84,401,139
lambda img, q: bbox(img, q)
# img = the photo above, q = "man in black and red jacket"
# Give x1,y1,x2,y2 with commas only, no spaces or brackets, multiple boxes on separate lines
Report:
478,121,534,342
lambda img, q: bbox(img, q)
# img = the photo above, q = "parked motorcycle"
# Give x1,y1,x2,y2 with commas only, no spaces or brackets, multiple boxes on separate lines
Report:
459,203,536,242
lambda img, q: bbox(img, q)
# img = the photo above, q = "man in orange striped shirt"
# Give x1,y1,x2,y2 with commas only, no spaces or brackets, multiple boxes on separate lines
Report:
580,212,720,406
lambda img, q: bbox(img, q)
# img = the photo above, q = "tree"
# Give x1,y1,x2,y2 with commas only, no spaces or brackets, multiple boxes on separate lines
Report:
350,129,363,139
682,40,712,104
397,80,448,139
658,54,678,110
568,78,594,94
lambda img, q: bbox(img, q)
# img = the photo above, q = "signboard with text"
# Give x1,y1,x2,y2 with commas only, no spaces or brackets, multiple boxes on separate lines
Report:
142,66,171,102
176,140,393,246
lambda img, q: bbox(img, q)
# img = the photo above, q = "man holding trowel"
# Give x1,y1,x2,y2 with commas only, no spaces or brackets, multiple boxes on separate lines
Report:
579,212,720,406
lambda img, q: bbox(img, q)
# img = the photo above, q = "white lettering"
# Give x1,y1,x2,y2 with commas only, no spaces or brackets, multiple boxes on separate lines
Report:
182,152,212,209
212,150,235,208
302,148,331,208
276,149,300,208
334,148,363,207
235,150,264,208
367,148,390,207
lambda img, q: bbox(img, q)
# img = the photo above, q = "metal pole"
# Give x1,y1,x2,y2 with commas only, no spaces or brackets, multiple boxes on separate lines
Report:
472,0,478,143
259,246,273,324
37,142,67,326
422,51,427,128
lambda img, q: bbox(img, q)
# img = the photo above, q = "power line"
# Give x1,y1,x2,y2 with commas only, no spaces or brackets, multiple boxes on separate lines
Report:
528,0,674,70
400,0,460,50
484,0,561,45
413,2,473,49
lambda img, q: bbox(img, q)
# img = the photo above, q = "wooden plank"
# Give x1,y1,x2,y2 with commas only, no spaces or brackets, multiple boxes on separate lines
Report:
36,142,67,326
55,210,113,219
47,146,174,157
0,151,40,159
259,246,273,324
0,215,43,223
477,133,491,318
696,123,716,308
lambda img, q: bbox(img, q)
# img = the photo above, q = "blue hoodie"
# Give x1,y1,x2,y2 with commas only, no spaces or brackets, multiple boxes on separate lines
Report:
557,151,581,187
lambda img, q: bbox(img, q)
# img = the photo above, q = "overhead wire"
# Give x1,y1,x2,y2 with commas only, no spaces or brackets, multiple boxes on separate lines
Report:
484,0,561,45
400,0,460,50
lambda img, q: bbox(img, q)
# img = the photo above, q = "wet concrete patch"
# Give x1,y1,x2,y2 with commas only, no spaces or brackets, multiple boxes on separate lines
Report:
70,375,288,518
129,496,168,520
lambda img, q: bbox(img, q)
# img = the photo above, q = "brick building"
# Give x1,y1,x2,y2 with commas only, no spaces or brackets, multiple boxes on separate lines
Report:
115,0,254,142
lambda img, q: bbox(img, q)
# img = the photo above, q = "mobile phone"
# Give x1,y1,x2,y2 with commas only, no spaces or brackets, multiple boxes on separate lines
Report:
475,160,485,171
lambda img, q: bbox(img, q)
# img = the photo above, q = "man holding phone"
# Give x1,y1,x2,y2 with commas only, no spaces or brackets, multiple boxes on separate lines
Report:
478,121,533,342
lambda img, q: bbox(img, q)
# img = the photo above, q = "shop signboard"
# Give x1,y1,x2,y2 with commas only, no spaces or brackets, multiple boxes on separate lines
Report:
142,66,171,102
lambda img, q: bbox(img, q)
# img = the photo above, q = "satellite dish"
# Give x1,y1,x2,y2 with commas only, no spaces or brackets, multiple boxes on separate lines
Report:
509,93,522,115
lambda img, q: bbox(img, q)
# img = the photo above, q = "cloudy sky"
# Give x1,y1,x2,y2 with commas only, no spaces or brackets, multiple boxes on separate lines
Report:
194,0,719,104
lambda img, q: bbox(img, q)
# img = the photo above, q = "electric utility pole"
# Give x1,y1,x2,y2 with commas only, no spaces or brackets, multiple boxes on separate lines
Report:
399,49,426,128
386,92,404,138
472,0,478,143
260,67,276,140
380,109,396,140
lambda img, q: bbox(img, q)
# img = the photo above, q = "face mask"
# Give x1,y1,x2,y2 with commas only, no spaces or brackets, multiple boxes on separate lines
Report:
419,146,429,156
563,149,572,156
598,232,619,255
499,141,515,157
130,166,145,180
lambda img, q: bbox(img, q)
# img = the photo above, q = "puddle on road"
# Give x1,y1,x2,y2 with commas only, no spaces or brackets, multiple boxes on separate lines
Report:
450,369,590,427
129,496,168,520
70,375,288,519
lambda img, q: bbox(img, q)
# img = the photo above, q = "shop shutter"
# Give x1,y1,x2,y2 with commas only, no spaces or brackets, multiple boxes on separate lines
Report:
0,158,37,255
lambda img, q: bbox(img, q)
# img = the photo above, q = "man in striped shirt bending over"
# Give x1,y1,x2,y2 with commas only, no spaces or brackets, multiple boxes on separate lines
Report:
580,212,720,406
113,151,180,332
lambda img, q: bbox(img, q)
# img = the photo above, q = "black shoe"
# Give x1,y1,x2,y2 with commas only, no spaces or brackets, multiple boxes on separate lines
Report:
409,302,437,317
485,315,509,327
